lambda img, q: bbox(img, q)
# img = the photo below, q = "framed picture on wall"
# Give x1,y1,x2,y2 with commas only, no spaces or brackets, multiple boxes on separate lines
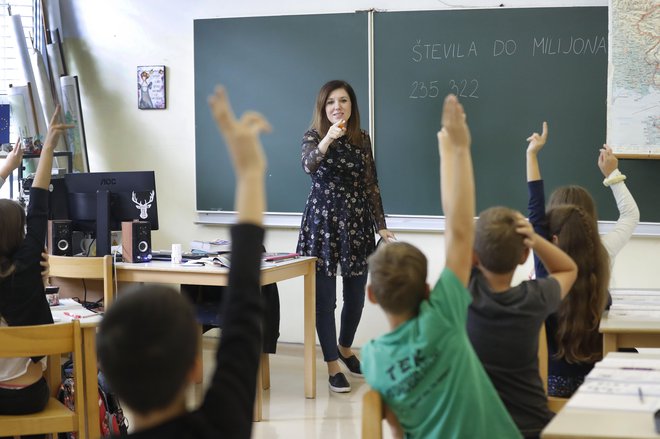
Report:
137,65,166,109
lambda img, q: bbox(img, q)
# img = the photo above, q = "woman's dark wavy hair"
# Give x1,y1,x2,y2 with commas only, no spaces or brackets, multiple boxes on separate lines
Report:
310,80,362,145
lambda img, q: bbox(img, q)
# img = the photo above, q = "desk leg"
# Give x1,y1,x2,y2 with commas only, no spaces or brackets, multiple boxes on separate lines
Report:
195,325,204,384
193,325,204,406
261,353,270,390
603,333,618,356
253,359,263,421
304,263,316,399
83,327,101,439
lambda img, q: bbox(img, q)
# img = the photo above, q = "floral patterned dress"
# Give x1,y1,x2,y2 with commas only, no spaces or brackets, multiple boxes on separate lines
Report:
297,129,387,277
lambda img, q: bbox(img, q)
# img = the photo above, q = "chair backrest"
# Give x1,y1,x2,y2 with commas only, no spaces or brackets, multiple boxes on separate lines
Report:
0,321,86,437
49,255,114,309
538,324,549,394
362,388,384,438
538,324,569,412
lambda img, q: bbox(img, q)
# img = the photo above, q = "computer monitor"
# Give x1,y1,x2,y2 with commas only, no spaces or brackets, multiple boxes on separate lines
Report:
63,171,159,256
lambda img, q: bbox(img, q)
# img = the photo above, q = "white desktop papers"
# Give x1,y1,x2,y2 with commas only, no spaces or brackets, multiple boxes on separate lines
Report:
566,354,660,412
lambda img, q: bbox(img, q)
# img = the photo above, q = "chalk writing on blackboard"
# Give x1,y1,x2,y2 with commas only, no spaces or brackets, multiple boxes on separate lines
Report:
409,36,606,62
532,36,607,56
411,40,478,62
409,79,479,100
406,35,605,100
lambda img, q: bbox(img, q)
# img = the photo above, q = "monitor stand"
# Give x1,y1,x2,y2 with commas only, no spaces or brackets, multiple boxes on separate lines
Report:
96,189,111,257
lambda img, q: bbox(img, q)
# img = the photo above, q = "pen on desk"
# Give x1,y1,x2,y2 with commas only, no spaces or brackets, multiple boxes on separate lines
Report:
638,387,644,404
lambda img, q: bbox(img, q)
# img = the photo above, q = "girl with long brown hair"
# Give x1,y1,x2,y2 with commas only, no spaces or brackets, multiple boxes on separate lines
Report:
525,122,638,397
546,205,610,377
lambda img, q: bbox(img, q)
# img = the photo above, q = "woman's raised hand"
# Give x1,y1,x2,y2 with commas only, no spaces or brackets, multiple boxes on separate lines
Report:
326,120,347,141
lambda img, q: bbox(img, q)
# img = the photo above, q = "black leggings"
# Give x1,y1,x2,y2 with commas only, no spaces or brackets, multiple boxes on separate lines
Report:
0,378,50,415
0,376,49,439
0,376,50,414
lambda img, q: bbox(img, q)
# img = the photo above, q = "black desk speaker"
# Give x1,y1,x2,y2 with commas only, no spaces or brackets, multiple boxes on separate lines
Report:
121,221,152,263
48,220,73,256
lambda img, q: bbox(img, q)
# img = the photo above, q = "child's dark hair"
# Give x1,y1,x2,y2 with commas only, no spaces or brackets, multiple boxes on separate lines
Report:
474,206,525,274
548,204,610,363
97,285,199,414
0,199,26,278
367,242,427,315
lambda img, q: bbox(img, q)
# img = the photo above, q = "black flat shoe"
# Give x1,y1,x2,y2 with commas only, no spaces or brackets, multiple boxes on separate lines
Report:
329,372,351,393
338,349,363,378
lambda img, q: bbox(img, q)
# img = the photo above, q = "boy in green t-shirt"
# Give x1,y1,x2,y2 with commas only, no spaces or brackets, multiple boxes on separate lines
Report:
361,95,521,439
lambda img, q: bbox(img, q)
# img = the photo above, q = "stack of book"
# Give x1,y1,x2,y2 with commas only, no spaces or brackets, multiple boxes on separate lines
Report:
183,255,231,268
190,239,231,253
609,288,660,319
181,253,299,268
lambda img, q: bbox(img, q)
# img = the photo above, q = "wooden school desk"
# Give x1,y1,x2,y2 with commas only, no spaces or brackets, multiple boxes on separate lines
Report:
541,352,660,439
542,408,660,438
114,257,318,420
600,311,660,355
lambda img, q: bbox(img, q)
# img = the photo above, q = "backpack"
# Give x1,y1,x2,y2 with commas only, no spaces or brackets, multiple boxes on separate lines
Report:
57,359,129,438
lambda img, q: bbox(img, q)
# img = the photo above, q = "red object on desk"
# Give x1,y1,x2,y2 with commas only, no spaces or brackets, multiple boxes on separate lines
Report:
63,311,98,320
263,253,299,262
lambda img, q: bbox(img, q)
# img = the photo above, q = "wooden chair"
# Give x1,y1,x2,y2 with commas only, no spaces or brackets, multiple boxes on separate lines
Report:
538,324,569,413
49,255,114,309
0,321,86,438
362,388,384,438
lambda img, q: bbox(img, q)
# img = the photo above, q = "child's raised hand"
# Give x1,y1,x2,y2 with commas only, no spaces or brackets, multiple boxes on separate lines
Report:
4,139,24,172
438,94,471,151
526,121,548,155
43,106,74,151
208,86,271,178
598,144,618,177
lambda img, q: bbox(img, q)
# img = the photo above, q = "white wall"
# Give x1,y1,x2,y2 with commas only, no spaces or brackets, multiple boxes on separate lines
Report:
58,0,659,347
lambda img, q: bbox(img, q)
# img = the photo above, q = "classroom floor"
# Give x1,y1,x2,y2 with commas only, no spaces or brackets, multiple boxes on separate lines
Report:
123,331,395,438
203,332,394,439
251,344,370,439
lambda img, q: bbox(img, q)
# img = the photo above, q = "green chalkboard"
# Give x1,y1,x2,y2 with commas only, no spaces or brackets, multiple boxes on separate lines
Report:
194,13,369,213
374,7,658,222
195,8,659,223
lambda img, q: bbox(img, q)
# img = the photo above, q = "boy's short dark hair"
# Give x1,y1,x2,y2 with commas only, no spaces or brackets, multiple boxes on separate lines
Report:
475,206,525,274
367,242,427,315
97,285,198,414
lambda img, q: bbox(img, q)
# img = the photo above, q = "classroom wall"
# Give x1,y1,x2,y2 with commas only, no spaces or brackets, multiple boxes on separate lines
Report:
59,0,659,347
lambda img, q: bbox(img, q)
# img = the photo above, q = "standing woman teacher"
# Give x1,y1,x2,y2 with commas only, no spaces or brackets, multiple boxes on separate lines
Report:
297,80,395,393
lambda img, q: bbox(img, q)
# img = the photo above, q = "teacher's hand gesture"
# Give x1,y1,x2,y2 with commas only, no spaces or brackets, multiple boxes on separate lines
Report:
318,120,347,155
326,120,347,141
